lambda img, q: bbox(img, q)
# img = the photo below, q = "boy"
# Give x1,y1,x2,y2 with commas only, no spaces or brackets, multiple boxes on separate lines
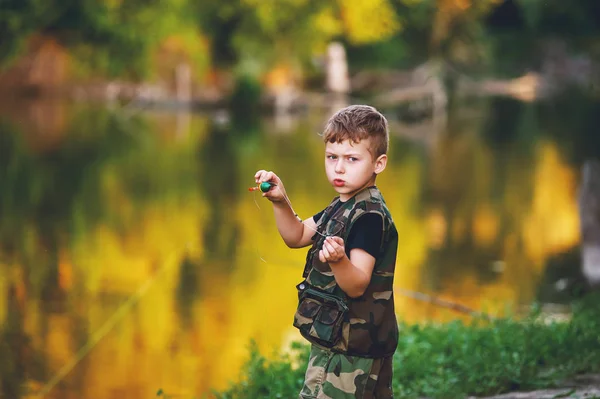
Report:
254,105,398,399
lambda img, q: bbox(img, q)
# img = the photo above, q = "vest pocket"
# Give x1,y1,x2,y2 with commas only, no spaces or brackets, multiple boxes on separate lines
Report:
293,282,348,348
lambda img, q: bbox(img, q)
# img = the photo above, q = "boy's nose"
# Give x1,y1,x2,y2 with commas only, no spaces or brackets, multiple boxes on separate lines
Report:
335,160,344,173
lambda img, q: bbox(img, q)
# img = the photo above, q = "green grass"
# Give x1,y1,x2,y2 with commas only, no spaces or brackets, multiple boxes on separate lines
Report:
213,293,600,399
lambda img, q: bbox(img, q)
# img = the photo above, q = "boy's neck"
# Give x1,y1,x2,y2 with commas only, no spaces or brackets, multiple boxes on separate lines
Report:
339,185,377,202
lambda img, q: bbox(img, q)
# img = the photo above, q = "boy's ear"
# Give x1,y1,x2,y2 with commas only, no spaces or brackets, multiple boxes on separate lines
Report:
374,154,387,175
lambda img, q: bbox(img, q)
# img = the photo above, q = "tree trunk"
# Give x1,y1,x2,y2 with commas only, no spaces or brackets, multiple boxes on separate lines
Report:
578,159,600,287
325,42,350,94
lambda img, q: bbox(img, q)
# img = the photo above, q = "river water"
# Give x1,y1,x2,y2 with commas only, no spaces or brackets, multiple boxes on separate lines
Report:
0,92,597,398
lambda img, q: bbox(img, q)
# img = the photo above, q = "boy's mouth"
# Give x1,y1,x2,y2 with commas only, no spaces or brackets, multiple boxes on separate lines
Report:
333,179,345,187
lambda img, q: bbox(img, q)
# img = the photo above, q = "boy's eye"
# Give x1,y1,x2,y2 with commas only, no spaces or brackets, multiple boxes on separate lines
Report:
326,155,337,160
348,157,358,162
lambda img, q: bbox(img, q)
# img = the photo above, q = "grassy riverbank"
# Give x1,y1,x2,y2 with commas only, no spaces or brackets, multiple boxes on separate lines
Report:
214,294,600,399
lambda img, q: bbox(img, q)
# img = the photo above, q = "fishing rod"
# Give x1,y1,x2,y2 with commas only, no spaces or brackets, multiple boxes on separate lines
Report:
248,181,494,320
395,288,494,320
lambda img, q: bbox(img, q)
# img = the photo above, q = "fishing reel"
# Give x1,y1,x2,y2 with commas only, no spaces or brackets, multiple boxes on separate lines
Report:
248,182,276,193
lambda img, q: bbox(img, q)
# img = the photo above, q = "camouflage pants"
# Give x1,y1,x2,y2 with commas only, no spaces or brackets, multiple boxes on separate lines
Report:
299,344,394,399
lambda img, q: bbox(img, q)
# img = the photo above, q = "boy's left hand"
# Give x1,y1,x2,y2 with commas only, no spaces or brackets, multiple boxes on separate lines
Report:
319,236,346,264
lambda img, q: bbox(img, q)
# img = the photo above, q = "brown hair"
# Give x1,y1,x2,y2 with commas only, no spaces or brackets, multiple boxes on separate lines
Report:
322,105,389,158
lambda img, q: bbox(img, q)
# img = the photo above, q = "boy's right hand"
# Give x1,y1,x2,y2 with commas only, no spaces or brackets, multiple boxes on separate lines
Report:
254,170,286,203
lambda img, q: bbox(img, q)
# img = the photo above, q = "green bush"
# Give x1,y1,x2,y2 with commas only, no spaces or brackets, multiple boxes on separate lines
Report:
214,341,309,399
215,293,600,399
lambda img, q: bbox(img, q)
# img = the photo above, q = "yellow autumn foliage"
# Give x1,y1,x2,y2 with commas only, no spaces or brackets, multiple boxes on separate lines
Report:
338,0,401,44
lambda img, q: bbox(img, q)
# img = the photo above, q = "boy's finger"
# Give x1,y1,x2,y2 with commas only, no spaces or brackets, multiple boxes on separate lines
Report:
330,236,344,245
325,237,339,251
256,171,269,182
262,171,273,182
328,241,339,255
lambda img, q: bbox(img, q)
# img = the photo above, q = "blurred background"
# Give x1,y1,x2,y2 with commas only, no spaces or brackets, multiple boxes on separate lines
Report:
1,0,600,398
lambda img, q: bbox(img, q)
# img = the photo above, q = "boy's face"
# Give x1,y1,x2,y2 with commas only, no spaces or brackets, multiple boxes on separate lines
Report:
324,138,387,201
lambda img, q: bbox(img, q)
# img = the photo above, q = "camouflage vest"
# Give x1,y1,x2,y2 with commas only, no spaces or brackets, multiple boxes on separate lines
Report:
301,186,399,358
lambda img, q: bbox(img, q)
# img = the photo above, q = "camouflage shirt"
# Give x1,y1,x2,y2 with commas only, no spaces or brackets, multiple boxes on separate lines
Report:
302,186,399,358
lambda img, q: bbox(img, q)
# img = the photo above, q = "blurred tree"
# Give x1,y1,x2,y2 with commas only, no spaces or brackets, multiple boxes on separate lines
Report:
430,0,600,71
346,0,504,77
427,0,504,76
516,0,600,35
346,0,435,69
3,0,600,84
1,0,404,85
0,0,209,78
195,0,401,80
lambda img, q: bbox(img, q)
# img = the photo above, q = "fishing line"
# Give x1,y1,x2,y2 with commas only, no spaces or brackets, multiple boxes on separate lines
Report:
35,250,179,398
249,181,340,239
249,190,269,264
248,181,342,265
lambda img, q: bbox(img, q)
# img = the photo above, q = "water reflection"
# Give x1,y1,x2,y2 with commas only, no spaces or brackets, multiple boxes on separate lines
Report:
391,96,582,321
0,279,31,399
0,95,595,398
199,122,241,268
